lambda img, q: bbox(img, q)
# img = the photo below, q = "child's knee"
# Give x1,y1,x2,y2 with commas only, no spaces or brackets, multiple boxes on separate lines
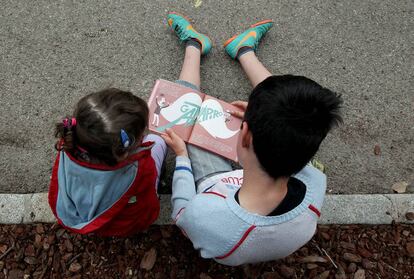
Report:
145,134,167,149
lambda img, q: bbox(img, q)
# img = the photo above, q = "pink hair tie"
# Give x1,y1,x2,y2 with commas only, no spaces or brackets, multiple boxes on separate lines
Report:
63,117,77,128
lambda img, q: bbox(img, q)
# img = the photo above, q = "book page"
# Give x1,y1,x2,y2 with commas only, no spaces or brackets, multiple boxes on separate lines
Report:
189,95,242,162
148,79,204,141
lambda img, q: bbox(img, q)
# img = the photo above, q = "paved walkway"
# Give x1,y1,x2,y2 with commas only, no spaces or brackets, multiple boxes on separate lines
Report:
0,0,413,194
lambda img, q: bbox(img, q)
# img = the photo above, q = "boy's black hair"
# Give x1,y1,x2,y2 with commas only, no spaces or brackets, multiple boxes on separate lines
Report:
244,75,343,179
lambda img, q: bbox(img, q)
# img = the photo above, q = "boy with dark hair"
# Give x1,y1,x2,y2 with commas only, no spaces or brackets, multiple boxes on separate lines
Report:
162,13,342,266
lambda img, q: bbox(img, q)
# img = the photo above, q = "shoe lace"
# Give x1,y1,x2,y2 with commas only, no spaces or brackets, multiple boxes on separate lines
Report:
174,24,185,37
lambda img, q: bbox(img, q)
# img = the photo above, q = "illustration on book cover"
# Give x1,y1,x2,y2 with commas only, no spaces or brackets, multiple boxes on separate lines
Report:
148,79,242,161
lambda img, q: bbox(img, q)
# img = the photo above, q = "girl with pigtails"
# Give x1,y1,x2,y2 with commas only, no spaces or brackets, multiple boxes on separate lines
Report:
48,88,167,237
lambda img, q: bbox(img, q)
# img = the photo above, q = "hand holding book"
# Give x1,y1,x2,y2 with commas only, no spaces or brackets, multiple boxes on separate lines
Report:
230,101,248,119
161,129,188,157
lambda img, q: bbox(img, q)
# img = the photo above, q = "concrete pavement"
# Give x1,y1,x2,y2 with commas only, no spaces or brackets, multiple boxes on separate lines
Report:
0,0,413,194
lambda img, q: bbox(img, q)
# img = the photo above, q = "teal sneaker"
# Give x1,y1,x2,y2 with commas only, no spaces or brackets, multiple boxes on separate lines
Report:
224,19,273,59
167,12,213,55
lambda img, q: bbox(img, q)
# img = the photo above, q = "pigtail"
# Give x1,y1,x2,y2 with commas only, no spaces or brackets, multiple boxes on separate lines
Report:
54,117,77,153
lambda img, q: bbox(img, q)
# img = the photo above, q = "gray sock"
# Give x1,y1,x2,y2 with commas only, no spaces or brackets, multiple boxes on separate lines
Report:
186,39,202,50
237,47,254,59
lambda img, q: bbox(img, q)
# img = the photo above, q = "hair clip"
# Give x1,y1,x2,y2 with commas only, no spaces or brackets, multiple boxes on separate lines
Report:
76,145,89,161
76,145,88,153
120,129,130,148
63,117,77,128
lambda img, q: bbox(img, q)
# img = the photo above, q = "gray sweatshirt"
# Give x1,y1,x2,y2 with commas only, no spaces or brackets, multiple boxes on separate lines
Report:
171,156,326,266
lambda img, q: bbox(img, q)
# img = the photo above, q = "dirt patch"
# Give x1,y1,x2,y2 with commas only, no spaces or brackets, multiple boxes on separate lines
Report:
0,223,413,278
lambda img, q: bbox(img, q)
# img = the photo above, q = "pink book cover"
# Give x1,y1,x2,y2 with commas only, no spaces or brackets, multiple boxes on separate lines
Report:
148,79,242,162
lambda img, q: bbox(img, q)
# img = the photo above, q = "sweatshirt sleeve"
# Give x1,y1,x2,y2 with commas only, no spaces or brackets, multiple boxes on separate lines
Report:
171,156,197,220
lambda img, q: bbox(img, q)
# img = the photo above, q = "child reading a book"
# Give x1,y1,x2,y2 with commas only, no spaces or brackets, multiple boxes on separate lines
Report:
49,88,167,237
162,13,343,265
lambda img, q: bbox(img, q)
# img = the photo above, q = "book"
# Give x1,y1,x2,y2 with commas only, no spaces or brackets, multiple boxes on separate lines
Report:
148,79,243,162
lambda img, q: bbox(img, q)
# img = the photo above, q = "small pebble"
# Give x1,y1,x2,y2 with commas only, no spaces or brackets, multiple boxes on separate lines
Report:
354,269,366,279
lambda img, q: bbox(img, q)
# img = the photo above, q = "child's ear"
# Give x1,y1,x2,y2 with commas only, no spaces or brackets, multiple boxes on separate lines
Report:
241,122,252,148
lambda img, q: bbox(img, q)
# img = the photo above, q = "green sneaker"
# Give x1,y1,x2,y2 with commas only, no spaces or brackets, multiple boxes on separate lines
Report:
167,12,213,55
224,19,273,59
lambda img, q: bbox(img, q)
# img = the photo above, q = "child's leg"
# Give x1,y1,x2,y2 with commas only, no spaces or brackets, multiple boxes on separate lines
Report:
168,13,232,185
238,52,272,88
178,45,201,89
167,12,210,90
224,19,274,88
177,47,232,183
143,134,167,189
186,145,233,185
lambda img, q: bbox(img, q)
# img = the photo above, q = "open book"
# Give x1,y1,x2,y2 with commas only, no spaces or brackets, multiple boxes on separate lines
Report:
148,79,242,162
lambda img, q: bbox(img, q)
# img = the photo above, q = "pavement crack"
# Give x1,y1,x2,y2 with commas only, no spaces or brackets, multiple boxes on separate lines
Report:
382,194,398,220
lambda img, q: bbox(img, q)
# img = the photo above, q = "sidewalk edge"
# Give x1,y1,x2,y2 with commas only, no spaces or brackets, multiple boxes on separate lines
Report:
0,193,413,225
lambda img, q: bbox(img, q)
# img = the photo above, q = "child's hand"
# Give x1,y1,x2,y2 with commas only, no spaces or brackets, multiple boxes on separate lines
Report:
161,129,188,157
230,101,248,119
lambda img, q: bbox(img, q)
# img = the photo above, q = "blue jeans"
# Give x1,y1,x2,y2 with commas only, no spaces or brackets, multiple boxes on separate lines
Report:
175,80,233,185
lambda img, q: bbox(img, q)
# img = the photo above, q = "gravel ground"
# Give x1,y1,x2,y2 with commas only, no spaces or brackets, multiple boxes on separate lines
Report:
0,223,413,278
0,0,413,194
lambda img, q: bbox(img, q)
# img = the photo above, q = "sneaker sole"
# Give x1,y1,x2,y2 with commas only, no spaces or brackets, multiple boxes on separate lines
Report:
223,19,273,48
